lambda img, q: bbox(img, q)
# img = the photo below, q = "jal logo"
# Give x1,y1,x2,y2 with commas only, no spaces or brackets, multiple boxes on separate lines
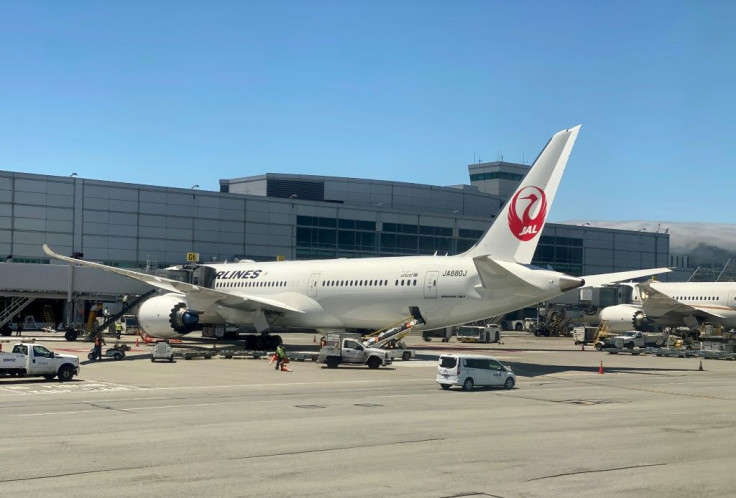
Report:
508,186,547,241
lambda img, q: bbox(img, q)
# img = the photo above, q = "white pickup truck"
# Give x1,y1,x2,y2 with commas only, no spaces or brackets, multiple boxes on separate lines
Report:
604,331,667,350
318,333,392,369
0,343,80,381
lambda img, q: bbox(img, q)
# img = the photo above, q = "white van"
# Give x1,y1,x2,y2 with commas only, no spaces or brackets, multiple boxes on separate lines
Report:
436,354,515,391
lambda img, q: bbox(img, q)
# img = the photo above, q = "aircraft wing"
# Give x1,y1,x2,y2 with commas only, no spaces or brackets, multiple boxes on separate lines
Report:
581,268,672,288
41,244,304,314
640,281,727,319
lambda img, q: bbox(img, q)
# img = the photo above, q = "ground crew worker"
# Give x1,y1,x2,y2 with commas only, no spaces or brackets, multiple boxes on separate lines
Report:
275,344,285,370
93,334,105,360
115,321,123,338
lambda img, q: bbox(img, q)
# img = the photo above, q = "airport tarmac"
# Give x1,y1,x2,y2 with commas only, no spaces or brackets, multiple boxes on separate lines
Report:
1,331,735,497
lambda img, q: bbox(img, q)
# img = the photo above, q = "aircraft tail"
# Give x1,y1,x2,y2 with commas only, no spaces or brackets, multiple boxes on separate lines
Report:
462,125,581,263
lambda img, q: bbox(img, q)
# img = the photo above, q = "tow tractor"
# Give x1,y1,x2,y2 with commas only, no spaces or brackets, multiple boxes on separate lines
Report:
88,341,130,361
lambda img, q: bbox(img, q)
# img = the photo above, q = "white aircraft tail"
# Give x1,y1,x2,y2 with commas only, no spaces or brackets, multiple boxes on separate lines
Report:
462,125,581,264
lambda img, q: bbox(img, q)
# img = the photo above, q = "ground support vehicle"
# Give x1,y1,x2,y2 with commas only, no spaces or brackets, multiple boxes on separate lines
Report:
215,347,269,359
362,320,419,361
63,290,156,341
603,330,668,350
0,343,79,381
436,353,515,391
650,347,698,358
151,341,175,362
503,319,526,332
456,325,501,344
573,326,600,346
120,315,141,335
317,332,392,369
422,327,452,342
380,340,416,361
88,342,130,361
605,347,646,355
178,349,216,360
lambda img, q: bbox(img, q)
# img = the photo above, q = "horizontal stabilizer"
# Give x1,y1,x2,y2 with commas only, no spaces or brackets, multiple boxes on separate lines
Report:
473,256,530,289
473,256,584,292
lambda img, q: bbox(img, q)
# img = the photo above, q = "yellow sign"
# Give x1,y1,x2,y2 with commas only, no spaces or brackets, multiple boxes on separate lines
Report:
186,252,200,262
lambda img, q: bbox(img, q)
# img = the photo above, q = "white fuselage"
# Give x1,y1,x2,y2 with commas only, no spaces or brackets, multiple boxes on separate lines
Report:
200,255,567,331
644,281,736,328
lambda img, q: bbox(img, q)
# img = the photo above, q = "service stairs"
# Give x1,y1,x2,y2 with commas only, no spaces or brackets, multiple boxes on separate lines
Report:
0,297,35,329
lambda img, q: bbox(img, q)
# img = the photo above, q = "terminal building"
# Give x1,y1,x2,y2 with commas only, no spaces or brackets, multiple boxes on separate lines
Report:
0,161,670,329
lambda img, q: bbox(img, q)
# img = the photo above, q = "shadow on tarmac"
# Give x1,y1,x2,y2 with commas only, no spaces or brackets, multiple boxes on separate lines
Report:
505,361,697,378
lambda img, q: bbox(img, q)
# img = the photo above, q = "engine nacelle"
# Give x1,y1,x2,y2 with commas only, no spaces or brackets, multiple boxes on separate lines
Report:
138,294,200,339
599,304,650,332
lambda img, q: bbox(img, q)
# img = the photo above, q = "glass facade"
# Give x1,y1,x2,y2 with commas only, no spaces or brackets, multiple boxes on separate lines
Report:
533,235,584,276
457,229,485,253
470,171,525,182
296,216,454,258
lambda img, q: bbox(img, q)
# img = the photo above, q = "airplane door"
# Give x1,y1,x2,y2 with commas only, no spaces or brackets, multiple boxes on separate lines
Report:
729,292,736,309
308,273,320,297
424,271,438,299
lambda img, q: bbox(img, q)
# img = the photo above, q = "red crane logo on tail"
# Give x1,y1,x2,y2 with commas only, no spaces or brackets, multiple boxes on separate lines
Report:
508,186,547,241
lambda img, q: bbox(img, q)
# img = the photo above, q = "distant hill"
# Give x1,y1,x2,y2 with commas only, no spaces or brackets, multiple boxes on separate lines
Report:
564,220,736,255
564,221,736,281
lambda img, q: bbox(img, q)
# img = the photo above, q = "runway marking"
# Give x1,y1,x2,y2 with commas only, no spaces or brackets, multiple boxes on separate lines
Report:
0,378,424,398
0,381,142,396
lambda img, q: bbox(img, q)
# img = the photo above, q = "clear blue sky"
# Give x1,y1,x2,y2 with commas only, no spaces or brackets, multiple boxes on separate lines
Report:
1,1,734,223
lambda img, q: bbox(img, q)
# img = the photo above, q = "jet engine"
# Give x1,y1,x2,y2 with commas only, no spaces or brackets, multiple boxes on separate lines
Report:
138,294,201,339
599,304,652,332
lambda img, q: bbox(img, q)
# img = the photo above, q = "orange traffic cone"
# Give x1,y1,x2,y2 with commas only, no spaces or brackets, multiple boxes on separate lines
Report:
135,337,139,347
313,334,316,343
598,361,604,375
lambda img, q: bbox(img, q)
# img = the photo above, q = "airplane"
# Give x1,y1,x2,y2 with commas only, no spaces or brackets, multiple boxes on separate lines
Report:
43,125,671,345
597,281,736,332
